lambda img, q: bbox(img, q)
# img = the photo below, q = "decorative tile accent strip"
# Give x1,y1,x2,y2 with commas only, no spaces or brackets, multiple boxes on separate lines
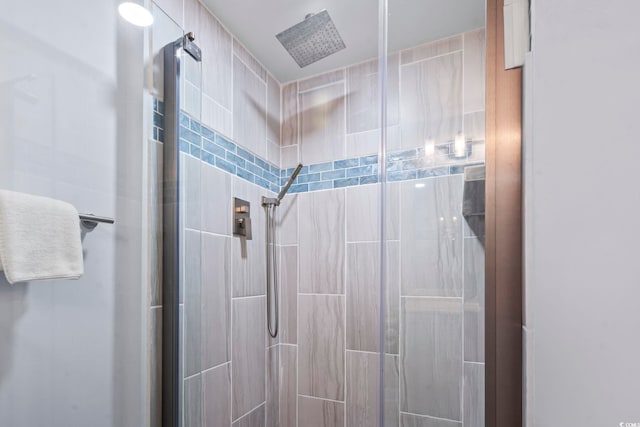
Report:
152,99,483,194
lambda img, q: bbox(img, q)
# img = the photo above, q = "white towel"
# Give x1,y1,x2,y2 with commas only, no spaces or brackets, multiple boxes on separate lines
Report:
0,190,84,284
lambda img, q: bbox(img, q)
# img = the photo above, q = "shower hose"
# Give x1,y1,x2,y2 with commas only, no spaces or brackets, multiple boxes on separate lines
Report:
265,203,278,338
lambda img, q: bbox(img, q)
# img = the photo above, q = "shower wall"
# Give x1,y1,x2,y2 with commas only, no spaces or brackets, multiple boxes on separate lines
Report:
0,0,146,425
275,30,486,427
150,1,485,426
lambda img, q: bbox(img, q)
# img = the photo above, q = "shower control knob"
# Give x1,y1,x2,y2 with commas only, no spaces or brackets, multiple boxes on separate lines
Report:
233,197,252,240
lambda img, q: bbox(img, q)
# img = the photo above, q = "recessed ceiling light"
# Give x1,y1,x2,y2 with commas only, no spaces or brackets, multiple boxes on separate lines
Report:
118,2,154,27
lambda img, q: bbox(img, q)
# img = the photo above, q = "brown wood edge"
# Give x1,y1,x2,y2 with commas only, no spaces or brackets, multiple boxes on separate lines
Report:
485,0,523,425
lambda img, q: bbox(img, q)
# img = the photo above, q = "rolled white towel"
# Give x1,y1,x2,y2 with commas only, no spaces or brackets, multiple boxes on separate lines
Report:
0,190,84,284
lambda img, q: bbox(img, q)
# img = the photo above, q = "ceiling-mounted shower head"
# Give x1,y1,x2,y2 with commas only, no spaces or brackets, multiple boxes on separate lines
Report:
276,10,346,68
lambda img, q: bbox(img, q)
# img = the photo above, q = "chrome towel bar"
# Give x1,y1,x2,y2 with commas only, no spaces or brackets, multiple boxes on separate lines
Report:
79,214,115,230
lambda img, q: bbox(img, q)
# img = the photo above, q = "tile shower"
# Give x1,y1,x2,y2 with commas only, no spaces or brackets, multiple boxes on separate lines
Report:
148,1,485,426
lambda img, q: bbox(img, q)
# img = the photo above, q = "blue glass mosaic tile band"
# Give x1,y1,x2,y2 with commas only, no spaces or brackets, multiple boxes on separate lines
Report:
152,99,482,194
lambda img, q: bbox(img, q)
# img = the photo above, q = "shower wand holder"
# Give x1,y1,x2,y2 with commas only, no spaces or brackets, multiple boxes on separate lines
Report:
261,196,279,207
233,198,252,240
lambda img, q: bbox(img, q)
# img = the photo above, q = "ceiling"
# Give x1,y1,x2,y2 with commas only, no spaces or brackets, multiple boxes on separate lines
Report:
202,0,485,83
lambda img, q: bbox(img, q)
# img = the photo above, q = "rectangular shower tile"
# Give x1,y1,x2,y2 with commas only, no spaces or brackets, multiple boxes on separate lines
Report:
346,183,399,242
464,237,485,362
154,0,183,26
400,413,461,427
279,345,297,427
400,176,463,297
299,295,345,400
347,59,380,134
233,404,265,427
202,94,233,138
385,355,400,427
346,243,379,352
298,69,345,92
298,396,345,427
463,29,486,114
281,82,298,146
233,38,267,82
267,74,281,145
233,55,267,158
203,363,231,427
346,242,400,354
184,230,202,377
400,52,462,150
400,298,462,420
200,7,232,109
463,111,485,144
182,154,201,230
232,296,266,420
299,82,345,165
346,352,399,427
201,234,231,369
346,129,379,158
150,141,163,306
463,363,485,427
184,374,202,427
345,125,401,158
268,139,281,166
280,246,298,344
266,346,279,427
299,190,345,294
400,34,463,65
278,193,298,245
201,162,231,235
345,351,380,427
150,307,162,427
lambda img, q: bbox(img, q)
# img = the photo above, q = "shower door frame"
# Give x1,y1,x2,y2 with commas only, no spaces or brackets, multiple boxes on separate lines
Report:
485,0,524,425
161,34,202,427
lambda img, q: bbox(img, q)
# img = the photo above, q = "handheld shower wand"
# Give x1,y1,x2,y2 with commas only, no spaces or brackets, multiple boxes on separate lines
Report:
262,163,303,337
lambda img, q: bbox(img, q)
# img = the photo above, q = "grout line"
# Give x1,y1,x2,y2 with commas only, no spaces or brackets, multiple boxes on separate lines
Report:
343,186,348,423
298,394,345,405
298,293,345,297
399,411,462,424
296,186,300,427
346,349,380,356
346,239,401,245
399,295,463,299
230,175,235,427
199,229,232,238
400,49,465,67
232,294,266,300
232,49,267,84
296,79,346,95
233,401,266,424
184,372,200,381
201,360,230,375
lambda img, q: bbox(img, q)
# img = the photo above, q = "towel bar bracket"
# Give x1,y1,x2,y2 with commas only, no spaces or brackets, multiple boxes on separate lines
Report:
79,214,115,230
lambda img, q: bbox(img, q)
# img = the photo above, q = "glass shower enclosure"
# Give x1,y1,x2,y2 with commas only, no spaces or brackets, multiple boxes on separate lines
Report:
148,0,486,425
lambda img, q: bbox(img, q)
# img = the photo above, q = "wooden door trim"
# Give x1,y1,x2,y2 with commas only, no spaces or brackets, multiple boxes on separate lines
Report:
485,0,523,425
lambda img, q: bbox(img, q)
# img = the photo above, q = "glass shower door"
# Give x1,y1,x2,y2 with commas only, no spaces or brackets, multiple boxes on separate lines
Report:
381,0,486,426
146,4,206,425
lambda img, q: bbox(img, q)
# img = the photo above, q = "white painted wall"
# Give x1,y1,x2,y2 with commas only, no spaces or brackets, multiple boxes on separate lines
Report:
0,0,146,425
524,0,640,426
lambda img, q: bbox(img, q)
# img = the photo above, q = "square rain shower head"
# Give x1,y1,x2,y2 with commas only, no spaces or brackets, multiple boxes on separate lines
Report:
276,10,346,68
